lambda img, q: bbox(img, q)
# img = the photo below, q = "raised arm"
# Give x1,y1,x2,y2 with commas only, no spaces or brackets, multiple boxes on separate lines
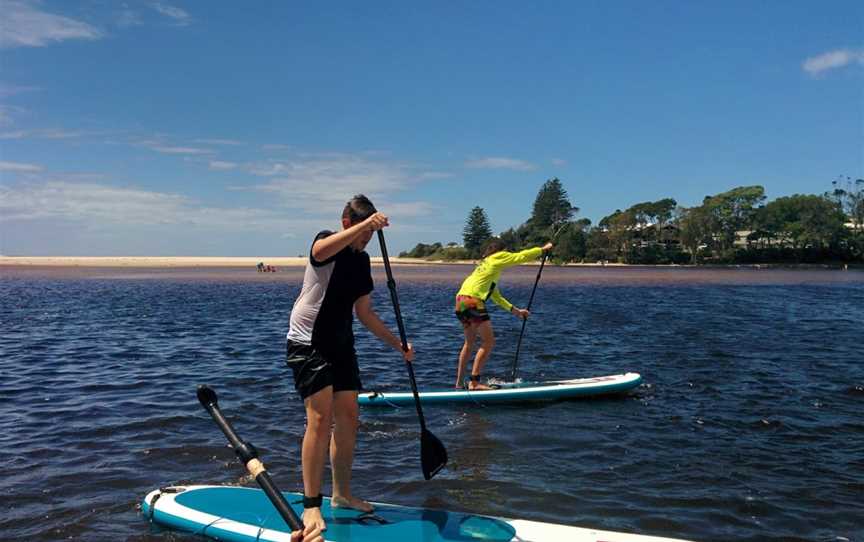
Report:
311,213,388,263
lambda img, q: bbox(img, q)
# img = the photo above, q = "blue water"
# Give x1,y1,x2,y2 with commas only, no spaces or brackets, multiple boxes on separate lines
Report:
1,265,862,542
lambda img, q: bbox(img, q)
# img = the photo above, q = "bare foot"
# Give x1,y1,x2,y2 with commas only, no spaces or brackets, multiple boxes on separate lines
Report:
331,495,374,513
302,507,326,532
467,382,494,391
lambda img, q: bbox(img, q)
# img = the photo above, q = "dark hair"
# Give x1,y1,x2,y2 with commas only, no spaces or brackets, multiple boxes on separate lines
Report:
342,194,377,224
481,238,506,258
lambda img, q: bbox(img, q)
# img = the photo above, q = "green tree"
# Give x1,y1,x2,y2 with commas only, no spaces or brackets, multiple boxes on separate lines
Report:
759,195,847,251
678,205,714,264
703,186,766,251
528,178,578,234
554,218,591,262
598,209,636,262
828,176,864,232
463,206,493,258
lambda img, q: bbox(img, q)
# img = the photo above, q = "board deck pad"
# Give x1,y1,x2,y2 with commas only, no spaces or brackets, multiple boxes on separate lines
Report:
357,372,642,406
143,485,691,542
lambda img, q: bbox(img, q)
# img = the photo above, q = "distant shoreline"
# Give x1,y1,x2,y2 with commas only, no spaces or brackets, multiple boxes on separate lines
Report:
0,256,434,267
0,256,856,270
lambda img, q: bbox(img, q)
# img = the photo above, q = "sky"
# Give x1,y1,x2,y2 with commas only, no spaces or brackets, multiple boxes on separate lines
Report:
0,0,862,256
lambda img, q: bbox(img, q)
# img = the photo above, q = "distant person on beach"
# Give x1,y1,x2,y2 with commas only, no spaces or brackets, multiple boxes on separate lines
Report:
454,238,553,390
285,194,415,532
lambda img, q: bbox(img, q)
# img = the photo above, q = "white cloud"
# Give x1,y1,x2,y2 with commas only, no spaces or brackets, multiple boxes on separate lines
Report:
0,160,43,172
150,145,214,155
115,8,143,28
151,3,191,25
465,157,536,171
0,180,311,232
551,158,567,166
209,160,238,171
247,155,435,218
0,127,92,139
195,138,243,146
803,48,864,76
262,143,293,152
0,1,103,49
0,84,41,97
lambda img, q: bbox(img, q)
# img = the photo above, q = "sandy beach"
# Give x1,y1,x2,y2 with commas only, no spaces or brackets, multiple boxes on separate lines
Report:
0,256,634,268
0,256,436,267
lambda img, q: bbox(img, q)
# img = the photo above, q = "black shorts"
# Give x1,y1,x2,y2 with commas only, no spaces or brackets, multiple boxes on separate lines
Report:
285,340,361,400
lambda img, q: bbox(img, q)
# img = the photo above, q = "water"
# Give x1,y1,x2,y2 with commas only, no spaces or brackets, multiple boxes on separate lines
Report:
1,265,862,542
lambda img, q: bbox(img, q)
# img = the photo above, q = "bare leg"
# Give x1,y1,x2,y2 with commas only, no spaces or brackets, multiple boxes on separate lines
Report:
456,325,476,388
330,390,373,512
469,320,495,390
301,386,333,531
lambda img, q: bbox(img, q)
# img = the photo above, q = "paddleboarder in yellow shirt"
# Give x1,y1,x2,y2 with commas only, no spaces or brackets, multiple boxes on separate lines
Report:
454,239,553,389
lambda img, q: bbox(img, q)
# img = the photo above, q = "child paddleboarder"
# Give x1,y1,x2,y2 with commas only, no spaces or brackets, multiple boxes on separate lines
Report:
285,194,415,532
454,239,553,390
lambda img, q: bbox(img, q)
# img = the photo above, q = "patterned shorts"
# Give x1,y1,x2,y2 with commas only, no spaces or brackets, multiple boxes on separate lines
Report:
454,295,490,327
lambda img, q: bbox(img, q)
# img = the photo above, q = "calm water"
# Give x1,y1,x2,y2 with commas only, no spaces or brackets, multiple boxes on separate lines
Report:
1,265,862,542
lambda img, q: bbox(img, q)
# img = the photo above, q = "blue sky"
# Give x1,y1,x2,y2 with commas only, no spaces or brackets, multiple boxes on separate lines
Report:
1,1,862,256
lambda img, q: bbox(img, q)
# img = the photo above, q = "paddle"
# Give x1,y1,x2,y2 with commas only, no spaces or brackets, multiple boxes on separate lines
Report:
376,230,448,480
196,385,303,532
508,223,567,381
508,251,548,381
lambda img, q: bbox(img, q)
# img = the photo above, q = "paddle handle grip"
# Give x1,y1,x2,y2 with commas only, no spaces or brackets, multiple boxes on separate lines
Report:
197,385,303,532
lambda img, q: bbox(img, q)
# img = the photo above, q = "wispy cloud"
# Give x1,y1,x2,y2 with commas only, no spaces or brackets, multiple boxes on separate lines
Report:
0,127,94,140
150,3,192,26
0,160,43,172
551,158,567,167
262,143,293,152
209,160,238,171
0,84,41,97
150,145,215,155
195,138,243,146
115,8,143,28
247,154,434,218
465,157,536,171
803,48,864,77
0,1,103,49
0,180,310,232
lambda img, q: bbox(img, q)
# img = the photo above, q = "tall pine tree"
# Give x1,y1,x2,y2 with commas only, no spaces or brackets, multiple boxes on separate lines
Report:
463,206,493,258
529,178,577,232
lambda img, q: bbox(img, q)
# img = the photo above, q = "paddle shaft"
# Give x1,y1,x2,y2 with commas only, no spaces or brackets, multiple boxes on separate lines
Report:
198,387,303,532
509,250,549,380
376,230,427,431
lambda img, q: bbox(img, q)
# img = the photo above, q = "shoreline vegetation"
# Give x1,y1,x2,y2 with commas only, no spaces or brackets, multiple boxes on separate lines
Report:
0,256,857,270
404,178,864,267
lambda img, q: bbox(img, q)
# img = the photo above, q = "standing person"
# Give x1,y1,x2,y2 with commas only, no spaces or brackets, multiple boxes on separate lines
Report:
454,239,553,390
286,194,415,532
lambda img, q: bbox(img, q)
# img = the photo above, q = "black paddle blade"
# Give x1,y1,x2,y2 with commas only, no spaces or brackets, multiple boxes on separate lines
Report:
421,428,448,480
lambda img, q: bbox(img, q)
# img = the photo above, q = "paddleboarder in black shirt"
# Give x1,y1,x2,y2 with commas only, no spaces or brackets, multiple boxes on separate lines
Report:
286,194,414,532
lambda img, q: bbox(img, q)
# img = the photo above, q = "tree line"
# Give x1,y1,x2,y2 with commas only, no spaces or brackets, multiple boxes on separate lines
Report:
399,176,864,265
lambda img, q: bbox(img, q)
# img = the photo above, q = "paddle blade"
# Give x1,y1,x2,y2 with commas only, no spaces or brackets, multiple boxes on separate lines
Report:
421,429,448,480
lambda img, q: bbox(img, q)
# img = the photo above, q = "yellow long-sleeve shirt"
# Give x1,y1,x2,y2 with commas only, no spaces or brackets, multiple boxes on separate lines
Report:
456,247,544,311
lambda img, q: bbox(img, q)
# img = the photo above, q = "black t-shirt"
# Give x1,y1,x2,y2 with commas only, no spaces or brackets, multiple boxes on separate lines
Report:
286,230,374,353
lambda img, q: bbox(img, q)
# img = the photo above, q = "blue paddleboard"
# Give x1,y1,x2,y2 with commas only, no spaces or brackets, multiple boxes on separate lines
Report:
142,485,690,542
357,372,642,406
